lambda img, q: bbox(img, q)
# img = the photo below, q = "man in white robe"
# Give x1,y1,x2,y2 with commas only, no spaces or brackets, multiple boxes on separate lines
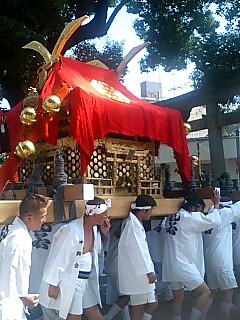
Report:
0,193,49,320
232,217,240,308
118,194,158,320
203,199,240,319
162,191,221,320
39,197,109,320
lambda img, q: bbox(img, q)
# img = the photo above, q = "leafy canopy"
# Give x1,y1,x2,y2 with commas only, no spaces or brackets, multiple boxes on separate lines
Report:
127,0,240,89
0,0,125,105
73,39,126,73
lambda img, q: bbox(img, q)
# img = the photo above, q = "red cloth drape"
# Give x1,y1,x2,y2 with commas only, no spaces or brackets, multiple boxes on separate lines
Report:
1,56,190,191
0,154,21,192
5,102,23,150
69,88,190,184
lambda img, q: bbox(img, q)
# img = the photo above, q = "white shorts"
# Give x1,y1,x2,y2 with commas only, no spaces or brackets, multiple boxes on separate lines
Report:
206,270,238,290
68,278,88,315
130,291,156,306
168,278,204,292
83,283,98,309
41,286,98,319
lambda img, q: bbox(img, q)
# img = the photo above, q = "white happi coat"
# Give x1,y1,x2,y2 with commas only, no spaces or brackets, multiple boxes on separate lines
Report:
232,219,240,267
118,213,155,295
39,218,101,320
29,223,63,294
0,217,32,320
204,202,240,272
162,208,221,285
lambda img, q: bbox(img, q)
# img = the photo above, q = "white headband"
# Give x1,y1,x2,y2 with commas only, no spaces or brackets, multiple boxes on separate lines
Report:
131,203,152,210
85,203,108,216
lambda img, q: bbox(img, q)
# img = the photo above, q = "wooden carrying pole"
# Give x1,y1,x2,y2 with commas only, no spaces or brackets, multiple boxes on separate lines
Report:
0,198,214,224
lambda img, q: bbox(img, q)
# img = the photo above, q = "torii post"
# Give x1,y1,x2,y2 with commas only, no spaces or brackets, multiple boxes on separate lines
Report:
155,75,240,185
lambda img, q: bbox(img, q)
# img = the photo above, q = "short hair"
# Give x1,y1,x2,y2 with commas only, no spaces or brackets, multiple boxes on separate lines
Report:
132,194,157,215
181,194,205,212
135,194,157,208
19,193,49,218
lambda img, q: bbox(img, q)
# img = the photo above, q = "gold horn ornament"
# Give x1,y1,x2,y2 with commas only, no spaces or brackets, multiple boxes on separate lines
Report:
42,95,61,113
20,107,37,126
51,16,88,61
23,16,88,64
22,16,88,90
15,140,36,159
22,42,52,65
184,122,191,135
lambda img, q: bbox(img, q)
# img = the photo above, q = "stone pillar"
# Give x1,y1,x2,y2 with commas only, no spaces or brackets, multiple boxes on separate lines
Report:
206,100,225,185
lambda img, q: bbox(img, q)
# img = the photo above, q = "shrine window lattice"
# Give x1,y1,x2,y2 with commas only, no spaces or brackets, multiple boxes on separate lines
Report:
18,141,162,197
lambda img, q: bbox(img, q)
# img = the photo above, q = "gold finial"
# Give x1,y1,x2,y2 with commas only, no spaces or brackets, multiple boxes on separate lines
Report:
23,16,88,64
22,41,52,65
51,16,88,61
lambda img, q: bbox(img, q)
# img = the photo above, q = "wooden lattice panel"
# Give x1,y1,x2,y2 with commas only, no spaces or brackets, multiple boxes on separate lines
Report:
116,160,136,188
19,144,82,185
86,178,114,196
140,180,163,197
139,153,154,180
18,137,162,197
89,138,160,196
20,158,55,186
42,161,54,185
64,147,81,181
88,147,108,179
19,159,34,183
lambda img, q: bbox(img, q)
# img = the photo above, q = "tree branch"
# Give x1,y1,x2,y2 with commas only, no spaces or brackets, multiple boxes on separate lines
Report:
106,0,130,30
63,0,129,53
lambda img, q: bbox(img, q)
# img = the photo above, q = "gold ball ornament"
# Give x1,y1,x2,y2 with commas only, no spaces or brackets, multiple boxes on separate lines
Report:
20,107,37,126
190,155,199,166
42,95,61,113
184,122,191,135
15,140,36,159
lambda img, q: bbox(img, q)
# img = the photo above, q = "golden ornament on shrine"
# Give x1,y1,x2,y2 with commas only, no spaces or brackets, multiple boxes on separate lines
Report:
20,107,37,126
15,140,36,159
90,79,130,104
42,95,61,113
190,155,199,166
184,122,191,135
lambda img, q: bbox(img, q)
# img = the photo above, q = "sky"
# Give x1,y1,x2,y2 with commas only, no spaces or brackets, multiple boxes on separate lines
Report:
102,4,226,99
102,6,194,99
